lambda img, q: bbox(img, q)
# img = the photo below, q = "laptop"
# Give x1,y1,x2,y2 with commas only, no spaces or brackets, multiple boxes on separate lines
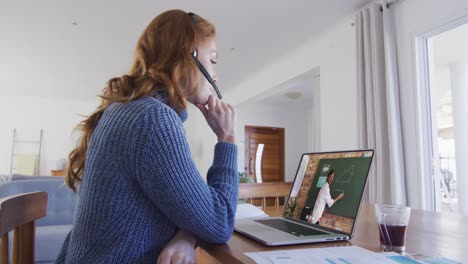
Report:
234,149,374,246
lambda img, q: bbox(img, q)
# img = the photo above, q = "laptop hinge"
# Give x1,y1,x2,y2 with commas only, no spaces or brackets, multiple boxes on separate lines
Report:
284,217,350,236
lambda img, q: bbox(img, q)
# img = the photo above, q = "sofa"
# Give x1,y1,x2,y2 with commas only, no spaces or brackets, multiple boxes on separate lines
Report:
0,175,77,263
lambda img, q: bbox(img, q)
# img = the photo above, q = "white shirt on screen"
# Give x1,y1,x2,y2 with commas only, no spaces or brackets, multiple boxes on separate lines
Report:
310,182,334,223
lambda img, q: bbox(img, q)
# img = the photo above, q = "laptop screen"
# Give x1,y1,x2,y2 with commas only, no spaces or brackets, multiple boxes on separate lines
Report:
284,150,374,235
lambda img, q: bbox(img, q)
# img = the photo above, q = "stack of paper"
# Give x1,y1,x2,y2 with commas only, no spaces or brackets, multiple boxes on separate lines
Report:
235,203,269,219
245,246,462,264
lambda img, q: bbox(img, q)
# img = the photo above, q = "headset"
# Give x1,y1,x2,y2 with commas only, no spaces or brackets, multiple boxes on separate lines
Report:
188,12,223,100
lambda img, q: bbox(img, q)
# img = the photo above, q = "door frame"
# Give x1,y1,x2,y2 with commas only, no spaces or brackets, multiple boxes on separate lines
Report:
415,14,468,211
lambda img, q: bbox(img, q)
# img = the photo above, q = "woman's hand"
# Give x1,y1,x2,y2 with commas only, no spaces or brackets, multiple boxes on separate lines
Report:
157,230,197,264
197,95,236,143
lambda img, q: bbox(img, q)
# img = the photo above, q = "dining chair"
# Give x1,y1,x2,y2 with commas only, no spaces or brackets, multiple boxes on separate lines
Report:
238,182,292,209
0,191,47,264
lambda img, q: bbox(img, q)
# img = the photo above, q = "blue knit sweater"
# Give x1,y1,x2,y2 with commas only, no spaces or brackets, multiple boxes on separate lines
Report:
56,96,238,263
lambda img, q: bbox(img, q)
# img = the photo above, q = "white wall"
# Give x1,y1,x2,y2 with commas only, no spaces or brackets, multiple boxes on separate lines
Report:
393,0,468,209
226,19,358,152
183,104,217,179
0,96,97,175
184,90,316,182
236,103,310,182
0,96,218,179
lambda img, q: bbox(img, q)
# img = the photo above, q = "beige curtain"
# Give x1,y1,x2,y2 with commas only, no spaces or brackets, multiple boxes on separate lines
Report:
356,1,407,205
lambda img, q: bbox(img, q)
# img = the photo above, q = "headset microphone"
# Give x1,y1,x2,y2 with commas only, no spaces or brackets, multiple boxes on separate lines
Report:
192,50,222,100
188,12,223,100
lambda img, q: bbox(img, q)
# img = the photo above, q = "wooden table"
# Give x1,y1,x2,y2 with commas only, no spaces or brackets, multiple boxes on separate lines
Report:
199,204,468,263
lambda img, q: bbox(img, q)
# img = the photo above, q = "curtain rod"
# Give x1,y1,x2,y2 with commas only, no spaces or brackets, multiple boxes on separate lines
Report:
387,0,402,8
351,0,403,26
381,0,403,11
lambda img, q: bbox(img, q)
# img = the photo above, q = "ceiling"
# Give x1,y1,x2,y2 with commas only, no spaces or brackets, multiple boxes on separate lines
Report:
0,0,372,101
433,22,468,66
250,69,319,108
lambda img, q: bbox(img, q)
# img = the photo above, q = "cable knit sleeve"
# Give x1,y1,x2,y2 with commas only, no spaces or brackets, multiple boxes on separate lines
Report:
135,105,238,244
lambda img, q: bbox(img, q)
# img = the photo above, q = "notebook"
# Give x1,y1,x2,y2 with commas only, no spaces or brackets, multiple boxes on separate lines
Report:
234,150,374,246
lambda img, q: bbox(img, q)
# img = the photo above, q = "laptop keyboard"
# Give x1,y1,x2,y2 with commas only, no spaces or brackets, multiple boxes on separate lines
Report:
255,219,328,237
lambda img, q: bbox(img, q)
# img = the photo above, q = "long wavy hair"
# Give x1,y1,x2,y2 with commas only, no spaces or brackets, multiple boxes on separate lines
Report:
65,10,215,192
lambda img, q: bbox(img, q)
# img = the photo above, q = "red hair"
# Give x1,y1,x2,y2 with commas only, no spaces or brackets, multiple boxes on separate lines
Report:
65,10,215,191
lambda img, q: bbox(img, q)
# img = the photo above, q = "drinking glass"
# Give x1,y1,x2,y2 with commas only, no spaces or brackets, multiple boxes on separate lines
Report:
374,204,411,252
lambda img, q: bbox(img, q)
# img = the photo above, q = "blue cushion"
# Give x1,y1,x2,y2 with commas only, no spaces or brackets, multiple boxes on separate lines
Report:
35,225,72,262
0,179,76,226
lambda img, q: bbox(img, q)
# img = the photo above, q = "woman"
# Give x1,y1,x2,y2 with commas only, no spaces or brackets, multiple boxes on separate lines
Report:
56,9,238,264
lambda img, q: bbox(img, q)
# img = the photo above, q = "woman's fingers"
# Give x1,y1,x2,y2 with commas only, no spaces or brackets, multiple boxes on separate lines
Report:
196,94,236,143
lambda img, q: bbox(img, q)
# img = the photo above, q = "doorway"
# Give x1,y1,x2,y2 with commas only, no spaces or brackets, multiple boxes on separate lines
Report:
418,19,468,215
244,126,285,183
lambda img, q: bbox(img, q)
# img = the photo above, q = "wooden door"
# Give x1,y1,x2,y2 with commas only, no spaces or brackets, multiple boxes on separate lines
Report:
244,126,285,183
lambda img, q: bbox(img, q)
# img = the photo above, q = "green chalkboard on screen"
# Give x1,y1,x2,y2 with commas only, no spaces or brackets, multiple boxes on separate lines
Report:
305,157,372,218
